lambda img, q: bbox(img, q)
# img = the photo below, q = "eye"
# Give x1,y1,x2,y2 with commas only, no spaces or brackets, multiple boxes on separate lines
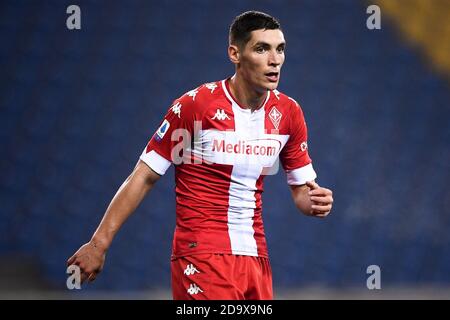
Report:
255,47,265,53
277,47,285,54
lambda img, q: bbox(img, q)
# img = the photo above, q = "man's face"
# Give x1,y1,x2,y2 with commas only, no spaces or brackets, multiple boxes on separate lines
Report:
237,29,286,92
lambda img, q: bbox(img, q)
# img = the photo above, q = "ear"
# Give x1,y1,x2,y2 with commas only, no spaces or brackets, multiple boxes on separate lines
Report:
228,44,240,64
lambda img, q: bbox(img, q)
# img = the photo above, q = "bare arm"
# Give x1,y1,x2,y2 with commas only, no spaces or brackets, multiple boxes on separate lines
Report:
67,160,161,283
290,181,333,218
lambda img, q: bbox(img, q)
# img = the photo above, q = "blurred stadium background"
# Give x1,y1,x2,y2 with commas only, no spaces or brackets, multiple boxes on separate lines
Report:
0,0,449,299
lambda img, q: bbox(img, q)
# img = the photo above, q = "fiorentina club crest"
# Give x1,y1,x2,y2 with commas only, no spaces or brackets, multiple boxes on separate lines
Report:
268,106,282,129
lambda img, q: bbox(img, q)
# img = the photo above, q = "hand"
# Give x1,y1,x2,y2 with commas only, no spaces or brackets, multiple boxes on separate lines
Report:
305,181,333,218
67,240,106,285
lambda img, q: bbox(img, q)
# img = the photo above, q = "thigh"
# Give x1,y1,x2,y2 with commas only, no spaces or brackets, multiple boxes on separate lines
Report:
245,257,273,300
171,254,246,300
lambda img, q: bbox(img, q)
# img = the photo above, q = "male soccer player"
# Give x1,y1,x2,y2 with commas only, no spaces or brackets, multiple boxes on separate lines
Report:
67,11,333,300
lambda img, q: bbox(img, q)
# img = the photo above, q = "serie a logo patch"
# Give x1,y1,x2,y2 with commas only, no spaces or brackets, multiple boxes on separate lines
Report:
155,119,170,141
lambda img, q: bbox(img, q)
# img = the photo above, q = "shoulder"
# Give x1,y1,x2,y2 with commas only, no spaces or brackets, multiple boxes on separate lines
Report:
176,81,222,104
270,89,304,116
171,80,223,116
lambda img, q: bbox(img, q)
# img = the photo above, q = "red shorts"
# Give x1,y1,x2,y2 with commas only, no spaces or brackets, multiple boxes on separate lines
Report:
171,253,273,300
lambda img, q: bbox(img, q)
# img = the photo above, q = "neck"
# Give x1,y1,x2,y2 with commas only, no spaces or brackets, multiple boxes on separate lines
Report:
228,74,268,111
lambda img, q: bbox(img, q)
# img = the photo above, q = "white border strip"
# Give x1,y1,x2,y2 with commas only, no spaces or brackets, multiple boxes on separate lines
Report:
140,149,171,175
286,163,317,185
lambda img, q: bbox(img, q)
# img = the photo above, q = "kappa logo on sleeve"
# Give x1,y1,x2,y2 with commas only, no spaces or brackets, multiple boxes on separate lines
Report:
205,82,217,93
154,119,170,141
171,102,182,118
186,89,198,101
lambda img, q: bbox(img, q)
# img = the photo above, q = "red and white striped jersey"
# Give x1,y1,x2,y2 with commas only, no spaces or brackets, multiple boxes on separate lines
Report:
140,78,316,258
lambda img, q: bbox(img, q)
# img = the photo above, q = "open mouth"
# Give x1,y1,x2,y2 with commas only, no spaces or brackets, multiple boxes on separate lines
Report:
265,72,279,82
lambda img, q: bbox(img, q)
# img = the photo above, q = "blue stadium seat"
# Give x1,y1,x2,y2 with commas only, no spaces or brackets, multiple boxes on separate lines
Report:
0,0,449,291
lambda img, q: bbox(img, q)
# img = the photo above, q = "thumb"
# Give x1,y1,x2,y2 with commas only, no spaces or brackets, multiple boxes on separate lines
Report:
305,180,319,190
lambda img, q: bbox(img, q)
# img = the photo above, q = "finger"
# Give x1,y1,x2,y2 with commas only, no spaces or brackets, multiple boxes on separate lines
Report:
314,212,331,218
80,272,90,284
305,181,319,190
67,255,76,266
310,196,334,204
309,188,332,196
311,203,331,211
88,273,97,282
311,204,332,213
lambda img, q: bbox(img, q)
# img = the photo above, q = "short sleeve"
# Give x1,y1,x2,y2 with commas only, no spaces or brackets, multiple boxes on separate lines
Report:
140,96,194,175
279,100,317,185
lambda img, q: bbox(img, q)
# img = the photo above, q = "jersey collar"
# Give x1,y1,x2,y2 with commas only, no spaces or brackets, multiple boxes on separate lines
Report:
222,77,271,114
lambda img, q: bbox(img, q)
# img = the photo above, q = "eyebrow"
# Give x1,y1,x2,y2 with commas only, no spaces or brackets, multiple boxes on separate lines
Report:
253,41,286,48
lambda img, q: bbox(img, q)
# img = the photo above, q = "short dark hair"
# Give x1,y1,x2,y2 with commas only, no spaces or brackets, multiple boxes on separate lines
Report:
229,11,281,48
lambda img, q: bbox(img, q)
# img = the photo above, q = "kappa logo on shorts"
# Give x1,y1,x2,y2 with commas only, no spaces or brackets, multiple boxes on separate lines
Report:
184,264,200,276
187,283,203,295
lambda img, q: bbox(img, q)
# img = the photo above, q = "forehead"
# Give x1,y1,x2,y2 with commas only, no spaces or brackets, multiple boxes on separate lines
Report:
247,29,285,46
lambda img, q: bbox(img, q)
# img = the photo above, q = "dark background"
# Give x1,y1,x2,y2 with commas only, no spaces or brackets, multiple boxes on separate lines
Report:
0,0,449,298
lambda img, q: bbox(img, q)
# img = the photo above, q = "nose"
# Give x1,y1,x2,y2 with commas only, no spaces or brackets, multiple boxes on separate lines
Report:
268,49,282,67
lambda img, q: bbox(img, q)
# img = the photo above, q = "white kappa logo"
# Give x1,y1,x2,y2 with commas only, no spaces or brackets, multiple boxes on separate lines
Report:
268,106,282,129
212,109,230,121
205,83,217,93
187,283,203,295
171,102,182,118
186,89,198,101
183,264,200,276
